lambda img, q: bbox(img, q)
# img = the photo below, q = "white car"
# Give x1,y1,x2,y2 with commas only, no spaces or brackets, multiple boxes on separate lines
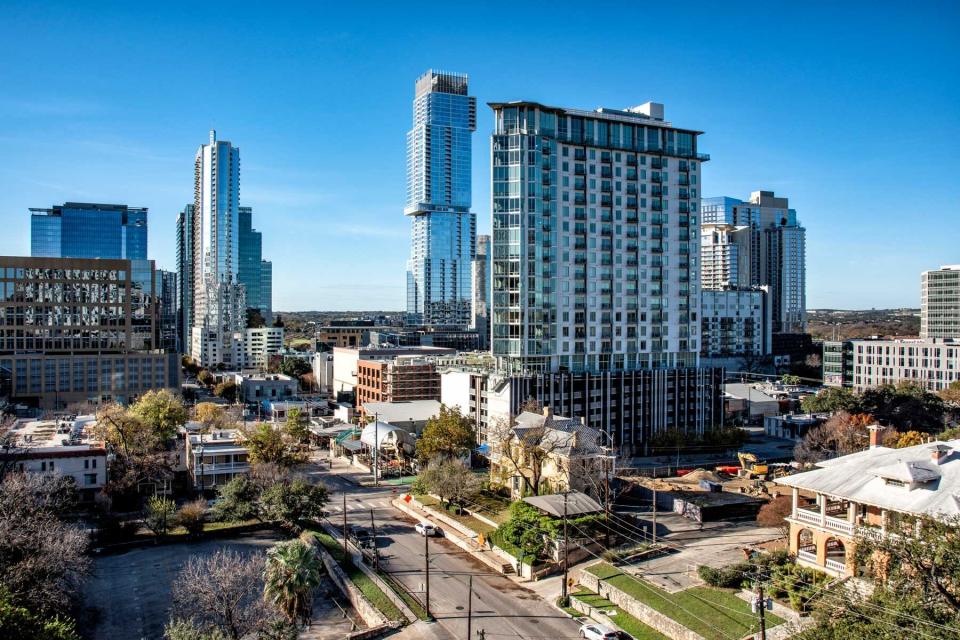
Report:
579,623,618,640
414,521,440,537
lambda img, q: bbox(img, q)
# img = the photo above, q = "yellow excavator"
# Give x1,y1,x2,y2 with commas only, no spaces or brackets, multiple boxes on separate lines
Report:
737,452,769,479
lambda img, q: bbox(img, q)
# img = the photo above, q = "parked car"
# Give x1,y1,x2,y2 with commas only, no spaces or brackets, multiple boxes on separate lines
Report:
579,624,618,640
415,521,441,537
348,525,374,548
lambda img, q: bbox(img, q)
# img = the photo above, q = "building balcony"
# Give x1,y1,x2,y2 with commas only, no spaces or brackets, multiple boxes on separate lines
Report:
792,506,855,536
194,461,251,475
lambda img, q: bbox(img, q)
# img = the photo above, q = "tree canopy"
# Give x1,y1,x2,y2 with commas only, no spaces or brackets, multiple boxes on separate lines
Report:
801,387,860,414
415,405,475,462
130,389,188,442
244,424,306,468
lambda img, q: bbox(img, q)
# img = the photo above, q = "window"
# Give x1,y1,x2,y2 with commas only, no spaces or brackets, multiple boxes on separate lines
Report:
85,473,97,486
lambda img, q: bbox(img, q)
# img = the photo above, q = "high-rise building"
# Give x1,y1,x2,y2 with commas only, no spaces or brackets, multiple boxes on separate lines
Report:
238,207,272,324
188,130,246,367
0,256,179,409
30,202,147,260
471,234,490,348
176,205,194,355
489,100,703,372
701,191,806,334
700,224,752,290
405,70,477,329
483,100,723,452
700,288,771,358
157,269,179,353
921,265,960,339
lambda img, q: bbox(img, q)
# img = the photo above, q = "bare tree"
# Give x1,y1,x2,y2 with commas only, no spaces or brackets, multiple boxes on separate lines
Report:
170,550,275,640
488,415,571,497
420,457,481,511
0,473,90,616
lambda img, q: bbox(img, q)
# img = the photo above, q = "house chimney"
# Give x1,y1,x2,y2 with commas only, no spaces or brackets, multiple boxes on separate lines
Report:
867,424,881,449
931,444,951,465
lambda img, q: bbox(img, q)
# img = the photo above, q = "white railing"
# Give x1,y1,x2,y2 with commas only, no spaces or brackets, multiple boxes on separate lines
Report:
825,558,846,573
797,549,818,564
823,516,854,536
196,462,250,474
794,509,822,525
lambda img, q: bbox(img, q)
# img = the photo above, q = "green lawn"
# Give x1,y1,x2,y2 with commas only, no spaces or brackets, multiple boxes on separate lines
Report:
585,563,783,640
311,531,405,622
572,591,671,640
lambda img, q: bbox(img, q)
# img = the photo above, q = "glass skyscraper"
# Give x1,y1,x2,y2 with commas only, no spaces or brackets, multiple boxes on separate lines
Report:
30,202,148,260
405,70,477,328
238,206,272,323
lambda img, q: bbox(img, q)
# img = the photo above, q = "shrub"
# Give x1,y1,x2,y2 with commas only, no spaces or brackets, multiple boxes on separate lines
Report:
176,500,207,537
697,562,750,589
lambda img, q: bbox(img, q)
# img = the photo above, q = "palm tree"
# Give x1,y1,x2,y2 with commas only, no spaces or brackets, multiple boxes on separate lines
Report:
263,539,324,624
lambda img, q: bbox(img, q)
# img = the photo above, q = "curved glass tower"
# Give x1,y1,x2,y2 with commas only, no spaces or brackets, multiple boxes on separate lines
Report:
405,70,477,328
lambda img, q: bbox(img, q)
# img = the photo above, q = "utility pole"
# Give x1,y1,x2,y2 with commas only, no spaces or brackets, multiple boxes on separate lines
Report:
424,531,433,621
652,486,657,544
466,574,473,640
342,493,348,557
370,508,379,570
754,579,768,640
373,412,379,488
561,490,569,605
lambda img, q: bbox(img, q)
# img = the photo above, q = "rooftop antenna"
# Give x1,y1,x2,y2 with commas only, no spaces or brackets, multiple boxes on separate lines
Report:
209,129,216,144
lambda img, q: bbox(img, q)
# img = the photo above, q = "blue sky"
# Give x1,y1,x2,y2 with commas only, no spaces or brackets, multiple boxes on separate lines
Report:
1,1,957,311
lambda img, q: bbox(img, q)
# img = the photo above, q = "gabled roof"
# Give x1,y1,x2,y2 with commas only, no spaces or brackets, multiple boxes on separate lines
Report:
775,440,960,518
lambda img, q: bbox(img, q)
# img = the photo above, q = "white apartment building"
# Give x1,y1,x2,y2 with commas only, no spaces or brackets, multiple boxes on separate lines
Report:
700,288,771,357
701,191,806,334
5,416,106,500
312,352,334,394
921,265,960,339
234,372,297,403
700,224,752,290
240,326,283,369
489,101,705,373
851,337,960,392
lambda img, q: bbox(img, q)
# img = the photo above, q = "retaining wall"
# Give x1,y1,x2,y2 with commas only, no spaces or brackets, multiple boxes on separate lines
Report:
303,533,388,629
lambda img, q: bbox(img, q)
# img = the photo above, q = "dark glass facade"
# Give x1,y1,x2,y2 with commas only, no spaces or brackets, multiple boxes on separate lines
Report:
30,202,147,260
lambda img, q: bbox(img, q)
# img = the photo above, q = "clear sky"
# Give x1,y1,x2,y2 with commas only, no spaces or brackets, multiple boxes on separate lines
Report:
1,1,957,311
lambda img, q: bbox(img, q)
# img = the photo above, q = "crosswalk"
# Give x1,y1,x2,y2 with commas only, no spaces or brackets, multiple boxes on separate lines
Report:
326,495,395,515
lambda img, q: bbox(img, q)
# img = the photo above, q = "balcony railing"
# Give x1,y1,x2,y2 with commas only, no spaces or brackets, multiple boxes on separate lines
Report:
825,558,846,573
793,508,855,536
195,462,250,475
797,549,817,564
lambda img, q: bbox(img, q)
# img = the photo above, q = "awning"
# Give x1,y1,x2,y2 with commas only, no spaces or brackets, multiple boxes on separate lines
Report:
340,439,365,453
523,491,604,518
360,422,409,447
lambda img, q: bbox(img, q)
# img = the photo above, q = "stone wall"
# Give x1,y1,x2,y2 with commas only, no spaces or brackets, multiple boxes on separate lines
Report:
577,564,707,640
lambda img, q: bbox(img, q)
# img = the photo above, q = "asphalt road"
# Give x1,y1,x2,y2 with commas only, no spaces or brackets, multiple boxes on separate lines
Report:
318,467,584,640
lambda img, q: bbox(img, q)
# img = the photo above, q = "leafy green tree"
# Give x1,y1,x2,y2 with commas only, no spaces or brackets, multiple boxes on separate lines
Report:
800,387,861,414
419,457,481,512
259,480,329,533
245,424,306,468
263,539,324,624
939,426,960,440
894,430,926,448
859,382,946,433
415,405,475,462
197,370,215,387
283,408,310,443
279,358,311,378
144,495,176,537
781,374,801,385
181,356,201,377
938,380,960,405
195,403,232,432
213,381,238,403
164,619,228,640
131,389,189,442
211,476,262,522
0,587,81,640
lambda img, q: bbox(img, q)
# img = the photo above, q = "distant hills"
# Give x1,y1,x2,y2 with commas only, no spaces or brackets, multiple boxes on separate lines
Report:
807,308,920,341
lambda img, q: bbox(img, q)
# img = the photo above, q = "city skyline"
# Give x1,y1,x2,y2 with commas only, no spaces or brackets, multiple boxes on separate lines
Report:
1,2,957,311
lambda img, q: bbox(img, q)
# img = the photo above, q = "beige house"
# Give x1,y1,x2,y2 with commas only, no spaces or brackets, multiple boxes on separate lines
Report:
489,407,616,499
774,427,960,577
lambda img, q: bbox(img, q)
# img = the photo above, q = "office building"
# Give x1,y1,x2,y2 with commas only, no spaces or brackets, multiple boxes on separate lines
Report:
405,70,477,329
158,269,179,353
239,206,272,324
176,205,194,356
233,372,297,403
30,202,147,260
0,256,179,409
472,234,490,348
355,356,441,415
485,99,723,452
701,191,806,334
921,265,960,339
700,288,771,358
822,340,854,388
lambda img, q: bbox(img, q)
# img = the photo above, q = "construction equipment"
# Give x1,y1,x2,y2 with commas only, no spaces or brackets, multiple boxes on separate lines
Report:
737,452,769,479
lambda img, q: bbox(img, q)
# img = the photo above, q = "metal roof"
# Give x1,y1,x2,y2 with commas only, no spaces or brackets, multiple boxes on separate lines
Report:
523,491,604,518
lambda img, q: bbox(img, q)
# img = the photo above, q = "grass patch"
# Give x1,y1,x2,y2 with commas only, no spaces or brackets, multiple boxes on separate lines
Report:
311,531,405,622
557,597,582,618
571,591,670,640
468,490,513,524
584,563,783,640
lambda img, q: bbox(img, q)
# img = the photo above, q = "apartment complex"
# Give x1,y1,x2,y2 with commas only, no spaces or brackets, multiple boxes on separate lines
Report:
700,288,771,358
355,356,441,414
0,256,178,408
701,191,806,334
921,265,960,339
331,345,456,397
776,432,960,577
239,326,284,369
405,70,477,328
176,205,194,354
822,340,854,387
849,337,960,392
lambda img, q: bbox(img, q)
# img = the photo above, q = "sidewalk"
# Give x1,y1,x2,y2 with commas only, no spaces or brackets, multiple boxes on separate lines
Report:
324,454,373,487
